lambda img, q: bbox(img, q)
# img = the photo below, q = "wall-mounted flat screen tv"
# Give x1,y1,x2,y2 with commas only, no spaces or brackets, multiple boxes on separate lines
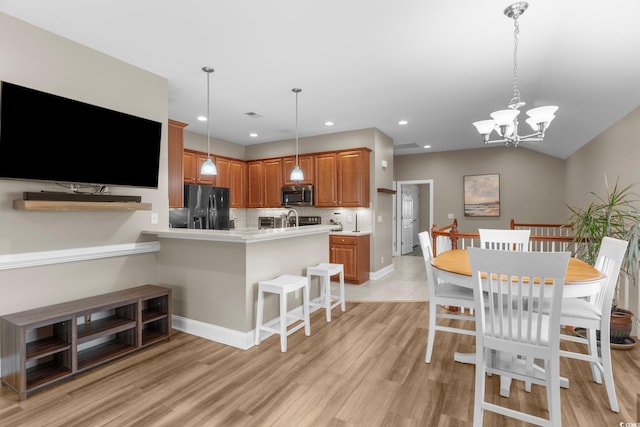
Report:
0,81,162,188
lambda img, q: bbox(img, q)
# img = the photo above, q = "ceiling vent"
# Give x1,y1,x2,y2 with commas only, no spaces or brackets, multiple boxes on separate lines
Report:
394,143,421,150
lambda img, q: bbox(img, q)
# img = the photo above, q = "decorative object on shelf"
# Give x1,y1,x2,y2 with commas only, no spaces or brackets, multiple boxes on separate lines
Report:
200,66,217,176
290,88,304,181
463,174,500,217
472,2,558,147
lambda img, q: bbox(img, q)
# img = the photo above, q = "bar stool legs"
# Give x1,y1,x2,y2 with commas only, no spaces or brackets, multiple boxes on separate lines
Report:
255,274,310,352
307,263,345,322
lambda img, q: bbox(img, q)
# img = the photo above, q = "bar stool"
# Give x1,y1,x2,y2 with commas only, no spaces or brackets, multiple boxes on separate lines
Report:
306,263,346,322
255,274,310,352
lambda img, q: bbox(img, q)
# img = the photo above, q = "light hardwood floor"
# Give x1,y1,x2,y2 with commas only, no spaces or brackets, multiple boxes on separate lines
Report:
1,302,638,426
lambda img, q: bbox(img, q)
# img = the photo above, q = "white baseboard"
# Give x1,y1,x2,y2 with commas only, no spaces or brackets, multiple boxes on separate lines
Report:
369,264,394,280
172,305,323,350
172,315,255,350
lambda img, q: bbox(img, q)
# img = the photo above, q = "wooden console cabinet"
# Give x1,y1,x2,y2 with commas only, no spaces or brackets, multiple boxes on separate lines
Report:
330,234,370,284
0,285,171,400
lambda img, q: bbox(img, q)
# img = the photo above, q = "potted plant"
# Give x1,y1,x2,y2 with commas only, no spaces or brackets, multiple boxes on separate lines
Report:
567,177,639,345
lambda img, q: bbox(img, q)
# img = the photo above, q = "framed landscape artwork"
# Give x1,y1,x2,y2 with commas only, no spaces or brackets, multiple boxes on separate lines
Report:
464,173,500,217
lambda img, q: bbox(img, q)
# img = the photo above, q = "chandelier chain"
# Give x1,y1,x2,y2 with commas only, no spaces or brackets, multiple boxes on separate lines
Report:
510,16,521,108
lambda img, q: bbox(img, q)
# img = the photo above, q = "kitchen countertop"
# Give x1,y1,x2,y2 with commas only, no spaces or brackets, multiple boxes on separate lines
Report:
329,230,372,236
143,224,334,243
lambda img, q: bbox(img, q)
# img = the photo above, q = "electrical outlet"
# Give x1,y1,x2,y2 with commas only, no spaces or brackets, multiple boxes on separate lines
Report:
377,215,383,222
151,212,159,224
381,256,384,264
448,213,454,219
347,216,353,223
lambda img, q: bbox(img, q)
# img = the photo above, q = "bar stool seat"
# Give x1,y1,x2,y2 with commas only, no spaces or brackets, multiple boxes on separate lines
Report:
255,274,310,352
306,263,346,322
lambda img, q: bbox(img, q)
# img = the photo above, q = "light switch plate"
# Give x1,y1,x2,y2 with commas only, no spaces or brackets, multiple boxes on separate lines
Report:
151,212,159,224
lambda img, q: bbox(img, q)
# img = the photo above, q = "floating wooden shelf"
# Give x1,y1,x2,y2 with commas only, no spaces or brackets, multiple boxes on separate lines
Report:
13,200,152,211
377,188,396,194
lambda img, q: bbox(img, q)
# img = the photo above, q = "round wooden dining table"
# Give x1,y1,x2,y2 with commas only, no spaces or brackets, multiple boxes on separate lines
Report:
430,248,606,397
431,249,605,298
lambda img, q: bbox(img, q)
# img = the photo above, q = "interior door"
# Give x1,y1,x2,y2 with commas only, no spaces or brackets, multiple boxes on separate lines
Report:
401,189,414,254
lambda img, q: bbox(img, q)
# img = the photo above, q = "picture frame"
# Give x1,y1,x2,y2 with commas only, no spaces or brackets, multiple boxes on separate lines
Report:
464,173,500,217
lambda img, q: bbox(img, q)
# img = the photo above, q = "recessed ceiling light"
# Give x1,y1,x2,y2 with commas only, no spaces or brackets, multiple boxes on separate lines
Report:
424,145,432,149
250,133,258,138
325,121,334,126
398,120,408,125
197,116,207,122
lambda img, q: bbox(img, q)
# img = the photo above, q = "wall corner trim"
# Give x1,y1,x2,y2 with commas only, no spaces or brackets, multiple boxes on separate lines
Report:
0,241,160,270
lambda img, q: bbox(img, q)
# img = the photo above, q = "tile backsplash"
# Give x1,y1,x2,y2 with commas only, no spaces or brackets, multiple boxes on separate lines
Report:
230,207,371,231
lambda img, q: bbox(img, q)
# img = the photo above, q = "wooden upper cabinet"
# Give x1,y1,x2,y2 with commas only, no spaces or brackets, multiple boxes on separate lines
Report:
264,158,283,207
183,150,197,185
314,152,338,207
215,157,231,188
247,160,265,208
230,160,247,208
196,153,215,186
337,149,370,207
315,149,370,208
282,155,314,186
168,120,188,207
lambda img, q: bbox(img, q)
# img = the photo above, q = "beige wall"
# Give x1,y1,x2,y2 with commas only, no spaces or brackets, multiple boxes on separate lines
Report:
183,130,246,160
565,105,640,328
393,146,567,232
0,13,167,315
372,129,394,271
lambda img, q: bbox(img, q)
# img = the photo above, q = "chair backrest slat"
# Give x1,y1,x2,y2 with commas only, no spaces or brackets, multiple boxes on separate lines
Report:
468,248,570,352
479,229,531,252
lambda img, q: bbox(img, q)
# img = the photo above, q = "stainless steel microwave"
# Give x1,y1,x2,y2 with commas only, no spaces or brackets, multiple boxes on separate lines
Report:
281,185,314,206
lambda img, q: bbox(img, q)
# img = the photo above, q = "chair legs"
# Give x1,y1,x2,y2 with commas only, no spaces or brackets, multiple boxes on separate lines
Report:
599,328,619,412
425,302,437,363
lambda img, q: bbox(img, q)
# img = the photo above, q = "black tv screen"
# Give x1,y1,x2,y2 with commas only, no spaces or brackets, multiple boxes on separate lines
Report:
0,81,162,188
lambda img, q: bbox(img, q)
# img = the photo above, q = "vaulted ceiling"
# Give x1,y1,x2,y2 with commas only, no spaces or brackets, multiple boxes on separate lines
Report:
2,0,639,159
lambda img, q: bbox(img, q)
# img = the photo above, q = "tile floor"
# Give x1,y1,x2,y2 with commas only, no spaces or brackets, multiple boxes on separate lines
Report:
331,252,428,302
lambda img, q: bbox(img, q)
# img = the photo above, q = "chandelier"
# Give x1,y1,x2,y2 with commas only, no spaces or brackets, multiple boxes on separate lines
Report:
473,2,558,147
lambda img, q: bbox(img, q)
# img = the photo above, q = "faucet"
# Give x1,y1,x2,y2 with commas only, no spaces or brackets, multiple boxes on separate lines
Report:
283,208,298,227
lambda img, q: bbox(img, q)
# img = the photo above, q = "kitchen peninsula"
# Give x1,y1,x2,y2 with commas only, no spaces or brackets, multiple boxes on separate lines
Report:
143,225,333,349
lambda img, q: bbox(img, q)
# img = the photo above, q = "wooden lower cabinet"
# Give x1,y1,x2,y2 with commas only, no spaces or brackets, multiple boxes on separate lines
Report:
0,285,171,400
330,234,370,284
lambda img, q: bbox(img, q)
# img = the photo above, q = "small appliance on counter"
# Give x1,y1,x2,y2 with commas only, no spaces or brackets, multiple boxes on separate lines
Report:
329,212,343,231
258,216,285,229
184,184,230,230
293,216,321,227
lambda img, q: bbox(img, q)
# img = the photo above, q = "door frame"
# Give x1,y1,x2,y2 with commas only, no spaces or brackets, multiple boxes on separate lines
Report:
393,179,434,257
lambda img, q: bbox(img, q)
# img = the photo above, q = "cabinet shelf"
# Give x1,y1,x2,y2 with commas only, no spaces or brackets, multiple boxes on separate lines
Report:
77,316,137,344
26,360,72,391
77,340,137,371
26,336,71,361
142,310,167,324
13,200,151,211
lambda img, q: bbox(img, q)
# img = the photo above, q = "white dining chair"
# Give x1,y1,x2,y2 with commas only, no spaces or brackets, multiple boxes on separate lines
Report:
419,231,476,364
478,228,531,251
559,236,628,413
467,247,570,427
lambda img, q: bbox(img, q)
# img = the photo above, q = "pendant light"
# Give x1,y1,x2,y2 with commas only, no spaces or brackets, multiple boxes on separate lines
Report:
289,88,304,181
200,66,217,175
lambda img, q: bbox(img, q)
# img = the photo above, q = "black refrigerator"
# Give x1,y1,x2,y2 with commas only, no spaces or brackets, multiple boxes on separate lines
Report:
184,184,230,230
